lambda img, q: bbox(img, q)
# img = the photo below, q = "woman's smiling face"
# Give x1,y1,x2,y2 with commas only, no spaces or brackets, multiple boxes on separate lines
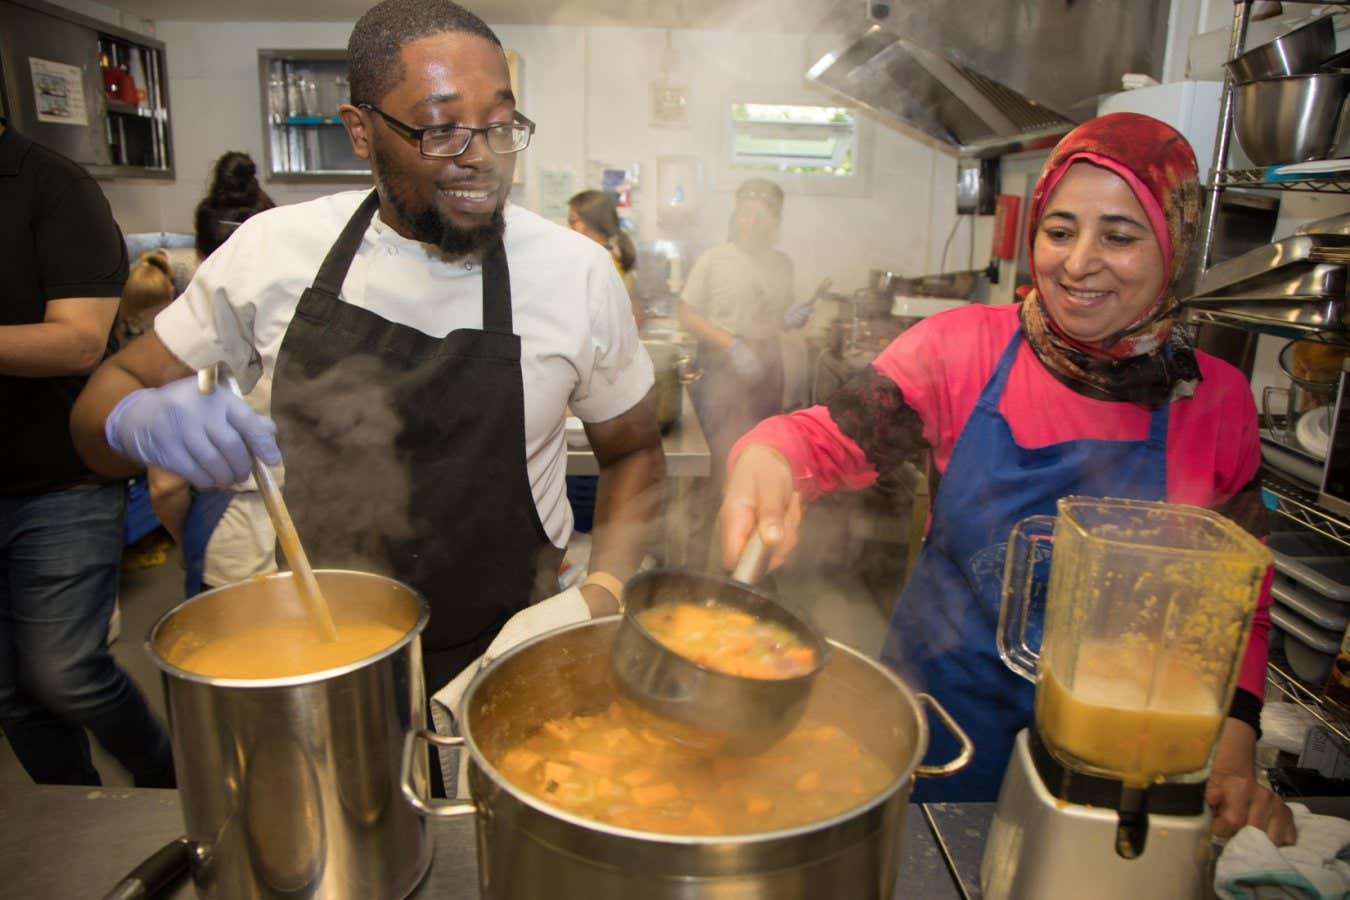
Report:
1033,162,1167,345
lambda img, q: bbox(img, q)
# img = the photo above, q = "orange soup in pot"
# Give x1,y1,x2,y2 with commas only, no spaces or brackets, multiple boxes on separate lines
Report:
497,700,892,835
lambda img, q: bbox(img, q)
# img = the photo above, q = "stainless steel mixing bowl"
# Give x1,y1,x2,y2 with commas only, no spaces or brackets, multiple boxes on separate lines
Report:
1225,15,1335,83
1233,72,1350,166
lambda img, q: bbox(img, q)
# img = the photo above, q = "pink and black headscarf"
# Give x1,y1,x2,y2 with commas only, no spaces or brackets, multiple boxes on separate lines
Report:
1019,112,1203,407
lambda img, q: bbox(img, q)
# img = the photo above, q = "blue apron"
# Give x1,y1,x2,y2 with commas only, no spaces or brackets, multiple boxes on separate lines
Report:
182,489,231,597
883,330,1169,802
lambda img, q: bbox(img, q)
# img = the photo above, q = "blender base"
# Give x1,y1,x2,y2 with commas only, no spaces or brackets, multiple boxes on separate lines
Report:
980,730,1214,900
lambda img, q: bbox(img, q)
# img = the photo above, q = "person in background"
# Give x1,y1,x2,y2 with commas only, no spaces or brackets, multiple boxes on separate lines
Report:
568,189,641,325
70,0,662,755
113,252,198,563
0,116,174,787
113,251,174,351
678,178,815,567
193,151,274,260
717,113,1294,844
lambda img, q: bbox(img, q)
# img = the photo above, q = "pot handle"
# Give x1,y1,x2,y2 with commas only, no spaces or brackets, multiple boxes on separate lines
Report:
401,729,477,818
913,693,974,778
100,836,194,900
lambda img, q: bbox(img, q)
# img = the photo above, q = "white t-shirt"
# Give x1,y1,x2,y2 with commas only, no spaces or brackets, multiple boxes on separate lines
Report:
681,242,795,341
155,191,653,548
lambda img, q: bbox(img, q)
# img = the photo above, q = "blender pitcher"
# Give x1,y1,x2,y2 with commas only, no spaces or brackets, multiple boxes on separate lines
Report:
998,496,1271,788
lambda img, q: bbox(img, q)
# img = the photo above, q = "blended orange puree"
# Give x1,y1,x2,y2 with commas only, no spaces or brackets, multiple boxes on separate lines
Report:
1038,642,1223,786
170,620,405,678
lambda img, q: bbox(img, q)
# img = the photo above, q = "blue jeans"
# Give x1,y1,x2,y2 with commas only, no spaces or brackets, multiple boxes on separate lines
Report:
0,484,174,786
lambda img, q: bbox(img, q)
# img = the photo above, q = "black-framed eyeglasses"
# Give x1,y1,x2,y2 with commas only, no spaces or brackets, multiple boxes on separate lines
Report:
357,103,535,158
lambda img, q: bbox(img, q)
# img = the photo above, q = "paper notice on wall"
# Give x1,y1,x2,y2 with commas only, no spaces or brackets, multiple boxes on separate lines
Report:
30,58,88,126
539,168,575,223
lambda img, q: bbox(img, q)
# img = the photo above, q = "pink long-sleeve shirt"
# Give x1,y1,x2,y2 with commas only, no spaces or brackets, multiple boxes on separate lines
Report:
733,303,1273,702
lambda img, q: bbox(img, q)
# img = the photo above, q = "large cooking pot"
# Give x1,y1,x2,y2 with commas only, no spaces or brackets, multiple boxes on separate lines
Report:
147,570,432,899
402,618,971,899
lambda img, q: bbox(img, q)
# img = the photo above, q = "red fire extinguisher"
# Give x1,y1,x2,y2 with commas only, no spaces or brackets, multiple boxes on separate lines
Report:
990,194,1021,261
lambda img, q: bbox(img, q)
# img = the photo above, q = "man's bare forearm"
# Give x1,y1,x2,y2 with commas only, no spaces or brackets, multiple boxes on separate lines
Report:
0,322,108,377
70,331,194,478
587,442,665,611
592,443,664,572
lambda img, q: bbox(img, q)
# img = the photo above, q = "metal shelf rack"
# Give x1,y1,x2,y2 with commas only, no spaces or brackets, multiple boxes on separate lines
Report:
1185,307,1348,340
1262,467,1350,544
1213,167,1350,193
1267,652,1350,746
1193,0,1350,751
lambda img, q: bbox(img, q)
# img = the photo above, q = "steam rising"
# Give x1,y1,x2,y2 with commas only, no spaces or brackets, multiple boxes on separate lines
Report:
271,354,415,575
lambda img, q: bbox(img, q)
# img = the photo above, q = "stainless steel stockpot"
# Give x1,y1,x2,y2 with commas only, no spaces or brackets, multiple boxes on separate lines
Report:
148,570,432,899
403,617,971,900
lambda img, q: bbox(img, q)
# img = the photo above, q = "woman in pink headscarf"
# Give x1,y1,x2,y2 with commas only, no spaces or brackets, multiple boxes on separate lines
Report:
716,113,1293,842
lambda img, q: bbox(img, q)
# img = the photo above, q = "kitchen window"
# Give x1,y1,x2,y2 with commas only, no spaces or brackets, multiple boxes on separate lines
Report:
719,96,870,198
729,103,856,176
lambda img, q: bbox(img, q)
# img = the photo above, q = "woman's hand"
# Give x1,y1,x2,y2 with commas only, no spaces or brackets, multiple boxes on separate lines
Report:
719,444,803,573
1206,718,1297,846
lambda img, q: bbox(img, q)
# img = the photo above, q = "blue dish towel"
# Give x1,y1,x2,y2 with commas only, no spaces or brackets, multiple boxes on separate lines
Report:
1215,803,1350,899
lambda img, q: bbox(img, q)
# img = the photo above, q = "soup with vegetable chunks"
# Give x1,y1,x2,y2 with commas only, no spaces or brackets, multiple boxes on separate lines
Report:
636,601,818,679
497,700,892,835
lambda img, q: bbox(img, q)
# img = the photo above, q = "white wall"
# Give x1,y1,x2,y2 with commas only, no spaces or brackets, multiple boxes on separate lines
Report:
92,17,966,300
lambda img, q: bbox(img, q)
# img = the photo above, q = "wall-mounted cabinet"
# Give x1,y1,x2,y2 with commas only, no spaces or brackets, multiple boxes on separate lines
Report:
0,0,173,178
259,49,369,182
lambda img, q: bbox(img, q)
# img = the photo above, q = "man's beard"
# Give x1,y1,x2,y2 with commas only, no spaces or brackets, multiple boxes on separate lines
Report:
373,149,506,258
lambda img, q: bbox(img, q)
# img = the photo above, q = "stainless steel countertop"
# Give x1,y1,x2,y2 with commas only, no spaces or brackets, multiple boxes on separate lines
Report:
0,783,964,898
566,387,710,478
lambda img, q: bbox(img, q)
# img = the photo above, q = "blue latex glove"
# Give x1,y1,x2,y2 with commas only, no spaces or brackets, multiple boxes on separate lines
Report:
783,302,814,329
105,375,281,490
726,339,764,381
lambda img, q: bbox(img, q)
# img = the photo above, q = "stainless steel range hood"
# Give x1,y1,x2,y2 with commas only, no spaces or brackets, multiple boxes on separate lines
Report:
805,1,1169,159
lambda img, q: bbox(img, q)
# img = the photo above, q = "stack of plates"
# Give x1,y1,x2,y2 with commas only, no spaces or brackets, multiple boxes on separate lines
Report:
1268,529,1350,684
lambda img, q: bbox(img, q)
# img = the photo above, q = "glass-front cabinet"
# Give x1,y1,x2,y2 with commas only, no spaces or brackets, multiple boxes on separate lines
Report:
0,0,172,178
258,49,368,181
99,32,170,171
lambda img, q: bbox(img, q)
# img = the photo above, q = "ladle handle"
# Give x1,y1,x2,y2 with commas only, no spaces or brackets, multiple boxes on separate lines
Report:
732,532,766,585
998,515,1054,683
197,365,338,642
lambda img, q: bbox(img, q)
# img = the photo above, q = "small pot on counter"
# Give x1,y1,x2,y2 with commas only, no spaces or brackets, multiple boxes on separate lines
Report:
403,617,971,899
640,317,700,431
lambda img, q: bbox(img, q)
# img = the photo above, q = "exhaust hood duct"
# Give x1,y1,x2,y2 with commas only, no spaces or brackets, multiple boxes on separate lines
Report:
805,2,1168,159
807,26,1074,159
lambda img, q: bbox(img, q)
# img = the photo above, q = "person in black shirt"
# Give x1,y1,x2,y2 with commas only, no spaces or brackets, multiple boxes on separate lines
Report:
0,117,174,787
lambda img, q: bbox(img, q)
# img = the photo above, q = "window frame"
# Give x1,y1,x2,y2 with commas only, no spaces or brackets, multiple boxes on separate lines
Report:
716,86,873,200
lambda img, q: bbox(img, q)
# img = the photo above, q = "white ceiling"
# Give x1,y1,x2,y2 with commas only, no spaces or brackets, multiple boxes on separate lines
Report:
108,0,840,29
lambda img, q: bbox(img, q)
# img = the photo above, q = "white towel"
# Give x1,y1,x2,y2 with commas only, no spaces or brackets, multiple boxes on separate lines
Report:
429,586,592,794
1215,803,1350,899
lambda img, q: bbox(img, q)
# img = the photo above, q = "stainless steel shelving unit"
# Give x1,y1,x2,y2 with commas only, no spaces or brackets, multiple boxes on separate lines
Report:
1190,0,1350,748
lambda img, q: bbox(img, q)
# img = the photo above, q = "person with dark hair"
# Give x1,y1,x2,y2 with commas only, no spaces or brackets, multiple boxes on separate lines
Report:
0,116,174,787
568,189,640,323
193,151,274,259
71,0,662,757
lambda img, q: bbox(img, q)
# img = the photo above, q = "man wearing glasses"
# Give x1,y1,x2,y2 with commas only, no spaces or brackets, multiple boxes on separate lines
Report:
71,0,662,710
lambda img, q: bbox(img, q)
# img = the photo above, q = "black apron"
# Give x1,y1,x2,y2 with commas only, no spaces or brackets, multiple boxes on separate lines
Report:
271,191,562,693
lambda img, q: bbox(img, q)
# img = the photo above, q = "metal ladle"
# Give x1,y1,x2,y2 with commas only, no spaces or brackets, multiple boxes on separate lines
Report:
610,534,831,755
197,366,338,642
